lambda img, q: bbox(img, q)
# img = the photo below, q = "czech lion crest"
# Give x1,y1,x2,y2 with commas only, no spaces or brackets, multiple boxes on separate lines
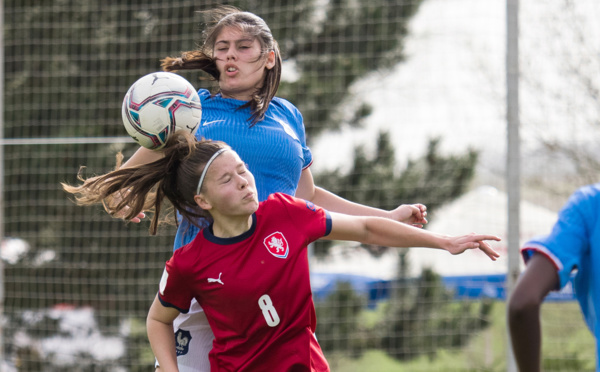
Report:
263,232,289,259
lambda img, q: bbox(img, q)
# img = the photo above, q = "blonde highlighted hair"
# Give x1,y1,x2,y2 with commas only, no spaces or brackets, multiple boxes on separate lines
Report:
62,132,229,235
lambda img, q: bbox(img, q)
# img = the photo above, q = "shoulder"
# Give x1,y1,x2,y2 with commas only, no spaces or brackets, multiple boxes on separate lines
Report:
173,233,204,260
265,192,300,205
562,183,600,220
197,88,211,100
269,97,302,118
197,89,228,107
571,183,600,203
271,96,299,110
263,193,318,213
170,241,192,264
262,193,331,237
261,193,291,210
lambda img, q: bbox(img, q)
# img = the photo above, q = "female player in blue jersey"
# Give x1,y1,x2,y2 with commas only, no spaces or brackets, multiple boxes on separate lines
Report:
95,6,427,371
508,183,600,372
65,131,500,372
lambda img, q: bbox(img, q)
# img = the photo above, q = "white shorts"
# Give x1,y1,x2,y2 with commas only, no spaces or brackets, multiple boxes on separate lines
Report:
156,298,214,372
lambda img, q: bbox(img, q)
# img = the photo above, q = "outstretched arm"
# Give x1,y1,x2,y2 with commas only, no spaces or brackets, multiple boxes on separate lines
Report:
122,146,164,168
296,168,428,227
325,212,500,260
147,295,181,372
508,253,558,372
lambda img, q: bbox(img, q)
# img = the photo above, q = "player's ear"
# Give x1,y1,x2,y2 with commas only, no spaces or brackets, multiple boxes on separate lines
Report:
194,194,212,211
265,50,275,70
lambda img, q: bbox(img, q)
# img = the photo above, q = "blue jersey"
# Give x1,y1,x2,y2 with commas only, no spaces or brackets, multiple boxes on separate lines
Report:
521,183,600,368
173,89,313,249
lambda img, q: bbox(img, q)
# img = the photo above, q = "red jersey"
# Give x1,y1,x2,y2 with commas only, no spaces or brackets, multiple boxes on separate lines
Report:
158,193,332,372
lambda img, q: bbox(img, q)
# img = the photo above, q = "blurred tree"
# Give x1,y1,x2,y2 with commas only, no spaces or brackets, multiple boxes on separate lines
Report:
4,0,423,139
315,281,368,358
311,132,486,363
380,269,492,361
314,131,478,256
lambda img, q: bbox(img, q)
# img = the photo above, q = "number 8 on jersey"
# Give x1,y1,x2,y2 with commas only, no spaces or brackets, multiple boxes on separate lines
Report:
258,294,280,327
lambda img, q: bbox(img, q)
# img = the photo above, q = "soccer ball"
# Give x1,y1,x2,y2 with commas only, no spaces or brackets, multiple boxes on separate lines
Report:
122,72,202,150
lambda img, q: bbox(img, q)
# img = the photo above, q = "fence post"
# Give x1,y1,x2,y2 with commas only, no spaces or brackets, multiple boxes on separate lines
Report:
506,0,520,371
0,0,5,369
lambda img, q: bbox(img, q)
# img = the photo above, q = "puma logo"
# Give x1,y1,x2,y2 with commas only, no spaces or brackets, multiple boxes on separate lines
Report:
208,272,224,285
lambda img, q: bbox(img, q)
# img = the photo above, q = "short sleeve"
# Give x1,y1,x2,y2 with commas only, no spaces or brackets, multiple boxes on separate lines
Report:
273,193,331,240
157,251,194,313
280,99,312,170
294,111,313,170
521,187,593,289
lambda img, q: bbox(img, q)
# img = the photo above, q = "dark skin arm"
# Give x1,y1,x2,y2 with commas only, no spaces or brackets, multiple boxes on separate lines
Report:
507,253,559,372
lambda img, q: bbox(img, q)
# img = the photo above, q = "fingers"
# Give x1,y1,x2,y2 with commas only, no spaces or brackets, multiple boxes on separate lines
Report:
392,203,428,226
113,207,145,223
474,234,501,242
132,212,146,223
409,204,428,226
452,234,501,260
475,240,501,261
415,203,427,220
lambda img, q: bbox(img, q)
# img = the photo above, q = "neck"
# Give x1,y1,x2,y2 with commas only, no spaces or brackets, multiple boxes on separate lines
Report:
220,91,252,102
211,214,253,238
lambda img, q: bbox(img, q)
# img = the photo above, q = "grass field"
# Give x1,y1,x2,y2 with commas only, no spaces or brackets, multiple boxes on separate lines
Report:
324,300,595,372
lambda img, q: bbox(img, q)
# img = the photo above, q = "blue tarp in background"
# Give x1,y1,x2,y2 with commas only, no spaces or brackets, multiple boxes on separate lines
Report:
310,272,576,307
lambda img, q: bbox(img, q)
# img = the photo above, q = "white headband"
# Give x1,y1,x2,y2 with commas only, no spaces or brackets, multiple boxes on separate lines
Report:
195,148,228,195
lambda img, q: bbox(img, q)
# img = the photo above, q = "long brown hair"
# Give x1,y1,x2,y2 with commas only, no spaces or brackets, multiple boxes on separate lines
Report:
160,6,282,125
62,132,229,235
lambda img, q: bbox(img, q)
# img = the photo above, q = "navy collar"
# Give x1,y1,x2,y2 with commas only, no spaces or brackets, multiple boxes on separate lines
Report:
202,214,257,245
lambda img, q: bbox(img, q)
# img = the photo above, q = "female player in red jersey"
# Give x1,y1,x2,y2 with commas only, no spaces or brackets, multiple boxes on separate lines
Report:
64,131,500,372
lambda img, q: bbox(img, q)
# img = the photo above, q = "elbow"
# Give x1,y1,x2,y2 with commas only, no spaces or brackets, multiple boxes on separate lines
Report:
508,289,541,327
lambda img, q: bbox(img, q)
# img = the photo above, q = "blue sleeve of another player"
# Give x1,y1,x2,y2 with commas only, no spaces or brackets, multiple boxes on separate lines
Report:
522,187,595,289
296,111,313,169
279,98,312,169
173,211,211,251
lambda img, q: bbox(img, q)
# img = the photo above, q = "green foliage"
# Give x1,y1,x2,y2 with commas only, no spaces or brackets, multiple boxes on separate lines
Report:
313,131,478,255
315,281,369,357
396,137,479,210
379,269,493,361
316,132,478,212
314,270,493,365
278,0,425,136
542,353,594,372
5,0,423,139
325,301,596,371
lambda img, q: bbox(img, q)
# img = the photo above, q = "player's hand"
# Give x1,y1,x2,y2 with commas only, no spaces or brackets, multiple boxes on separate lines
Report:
390,203,428,228
112,207,146,223
102,188,146,223
446,233,501,260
